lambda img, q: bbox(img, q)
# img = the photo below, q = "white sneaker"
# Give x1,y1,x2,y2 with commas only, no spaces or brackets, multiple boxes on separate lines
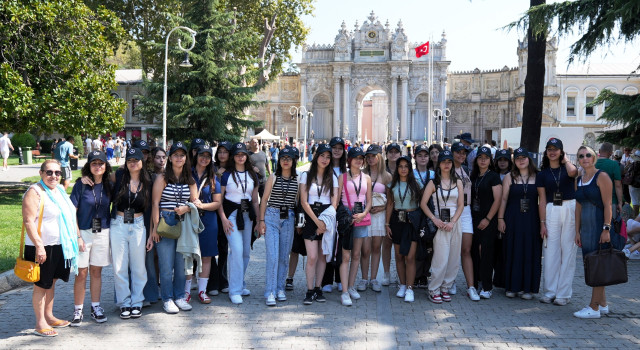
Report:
266,293,276,306
505,291,516,298
241,288,251,296
175,298,192,311
347,287,361,300
404,288,415,302
396,285,407,298
381,272,391,286
622,248,631,259
479,289,492,299
467,287,480,301
553,298,569,306
370,279,382,292
600,304,609,314
276,290,287,301
208,289,219,296
322,284,333,293
520,293,533,300
163,300,179,314
357,280,368,291
449,282,457,295
229,295,243,304
573,306,600,319
341,292,352,306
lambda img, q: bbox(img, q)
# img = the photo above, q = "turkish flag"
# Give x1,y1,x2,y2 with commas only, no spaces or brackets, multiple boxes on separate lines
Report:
415,42,429,58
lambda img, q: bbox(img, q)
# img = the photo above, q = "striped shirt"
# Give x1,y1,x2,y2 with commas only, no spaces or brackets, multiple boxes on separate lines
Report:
160,183,190,209
267,175,298,209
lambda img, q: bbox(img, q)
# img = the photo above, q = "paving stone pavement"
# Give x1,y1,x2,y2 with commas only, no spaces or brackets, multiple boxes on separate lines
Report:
1,237,638,349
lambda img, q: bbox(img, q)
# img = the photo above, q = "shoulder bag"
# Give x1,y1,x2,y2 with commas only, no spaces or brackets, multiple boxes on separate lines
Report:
343,173,371,227
14,193,45,283
583,244,628,287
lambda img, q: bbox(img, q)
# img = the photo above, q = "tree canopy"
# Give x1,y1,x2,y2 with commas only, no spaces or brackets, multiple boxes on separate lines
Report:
0,0,127,136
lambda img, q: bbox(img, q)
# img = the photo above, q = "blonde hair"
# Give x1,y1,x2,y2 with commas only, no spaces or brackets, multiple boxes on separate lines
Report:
577,145,597,158
39,159,61,171
365,153,392,184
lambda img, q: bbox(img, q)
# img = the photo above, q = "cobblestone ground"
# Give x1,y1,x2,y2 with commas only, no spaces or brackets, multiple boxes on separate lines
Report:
0,238,638,349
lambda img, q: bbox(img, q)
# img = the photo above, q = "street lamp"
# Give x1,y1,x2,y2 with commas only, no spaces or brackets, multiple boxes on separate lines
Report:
289,106,313,159
396,119,400,143
433,108,451,146
162,26,197,150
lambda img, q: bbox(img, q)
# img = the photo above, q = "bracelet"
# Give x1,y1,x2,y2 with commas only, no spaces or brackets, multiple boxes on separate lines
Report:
385,223,390,226
540,220,546,223
498,218,504,220
485,217,491,221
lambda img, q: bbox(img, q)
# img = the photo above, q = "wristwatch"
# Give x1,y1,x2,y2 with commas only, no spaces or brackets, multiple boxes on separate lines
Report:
603,224,610,231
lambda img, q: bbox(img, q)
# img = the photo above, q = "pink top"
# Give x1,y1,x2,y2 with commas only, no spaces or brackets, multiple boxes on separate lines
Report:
341,172,367,208
372,181,386,194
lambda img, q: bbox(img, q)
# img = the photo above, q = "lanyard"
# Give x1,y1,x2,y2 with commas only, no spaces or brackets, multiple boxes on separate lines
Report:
315,176,325,199
474,170,489,200
520,174,530,197
279,175,294,203
397,181,410,206
128,181,142,210
550,167,561,189
91,184,104,217
438,179,453,206
234,171,248,198
456,167,469,189
368,170,378,192
416,169,427,186
348,170,363,197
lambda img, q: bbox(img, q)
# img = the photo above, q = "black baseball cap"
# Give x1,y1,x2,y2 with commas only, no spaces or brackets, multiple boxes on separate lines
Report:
386,143,401,153
366,144,382,155
133,140,150,151
169,141,188,156
495,149,511,161
329,137,345,147
232,142,248,156
218,141,233,151
316,144,332,155
348,147,365,158
287,146,300,159
197,144,213,155
546,138,563,151
397,155,413,167
279,147,294,159
88,150,107,164
190,138,206,150
126,148,144,161
476,146,492,158
513,147,530,159
451,142,469,153
438,150,454,163
414,144,429,156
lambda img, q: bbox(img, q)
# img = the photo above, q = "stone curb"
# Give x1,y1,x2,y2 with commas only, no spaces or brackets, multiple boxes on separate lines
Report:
0,269,29,294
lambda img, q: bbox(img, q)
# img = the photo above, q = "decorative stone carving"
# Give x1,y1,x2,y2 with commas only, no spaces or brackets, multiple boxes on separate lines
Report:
334,21,352,61
391,20,409,60
486,79,499,98
454,81,469,99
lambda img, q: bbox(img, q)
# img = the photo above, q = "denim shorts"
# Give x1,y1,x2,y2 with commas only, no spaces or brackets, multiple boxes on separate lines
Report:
352,225,369,239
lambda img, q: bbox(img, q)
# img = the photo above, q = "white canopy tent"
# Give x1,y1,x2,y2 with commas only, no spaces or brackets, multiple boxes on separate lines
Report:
250,129,280,141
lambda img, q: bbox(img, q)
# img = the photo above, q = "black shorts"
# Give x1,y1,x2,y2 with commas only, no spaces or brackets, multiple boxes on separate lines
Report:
24,245,70,289
61,166,72,181
301,205,331,241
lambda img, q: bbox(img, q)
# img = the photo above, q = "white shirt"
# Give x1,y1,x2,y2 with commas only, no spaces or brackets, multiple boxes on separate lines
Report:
0,135,11,152
299,171,338,205
92,139,102,151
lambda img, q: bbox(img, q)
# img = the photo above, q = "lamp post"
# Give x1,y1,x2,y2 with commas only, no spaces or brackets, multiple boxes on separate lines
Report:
289,106,312,160
162,26,197,150
396,119,400,143
433,108,451,146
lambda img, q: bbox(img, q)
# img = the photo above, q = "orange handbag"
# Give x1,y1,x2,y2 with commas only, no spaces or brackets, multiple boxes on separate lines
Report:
14,197,44,283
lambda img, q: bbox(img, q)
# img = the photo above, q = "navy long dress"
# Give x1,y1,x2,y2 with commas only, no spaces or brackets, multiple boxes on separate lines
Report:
503,178,542,294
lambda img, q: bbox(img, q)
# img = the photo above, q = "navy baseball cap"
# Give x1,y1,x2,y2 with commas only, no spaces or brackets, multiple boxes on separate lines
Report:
476,146,492,158
546,138,563,151
495,149,511,161
316,144,332,155
513,147,530,159
397,155,413,167
88,150,107,164
232,142,248,156
438,150,454,163
287,146,300,159
329,137,345,147
348,147,365,158
217,141,233,151
386,143,401,153
451,142,469,153
190,138,206,150
197,144,213,156
126,148,144,161
414,144,429,156
169,141,188,156
366,144,382,155
133,140,150,151
279,147,294,159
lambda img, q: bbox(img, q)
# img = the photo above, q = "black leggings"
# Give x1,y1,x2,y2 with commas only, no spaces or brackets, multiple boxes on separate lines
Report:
471,220,498,291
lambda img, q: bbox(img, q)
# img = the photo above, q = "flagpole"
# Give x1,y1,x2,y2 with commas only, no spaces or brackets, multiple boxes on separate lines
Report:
428,34,433,145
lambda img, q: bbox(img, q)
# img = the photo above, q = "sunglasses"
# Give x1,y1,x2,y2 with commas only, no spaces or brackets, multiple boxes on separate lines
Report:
578,153,593,159
44,170,62,177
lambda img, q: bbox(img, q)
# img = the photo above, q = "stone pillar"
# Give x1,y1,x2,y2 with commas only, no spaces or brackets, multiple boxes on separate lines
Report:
334,78,341,136
401,77,408,140
343,78,350,139
391,77,398,141
300,78,307,139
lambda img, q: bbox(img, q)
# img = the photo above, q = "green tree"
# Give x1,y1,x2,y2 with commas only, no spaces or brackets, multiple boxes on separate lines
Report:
0,0,127,136
138,0,265,142
518,0,640,147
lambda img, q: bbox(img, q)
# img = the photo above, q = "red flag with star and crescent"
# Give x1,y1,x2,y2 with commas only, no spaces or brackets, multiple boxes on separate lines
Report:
415,41,429,58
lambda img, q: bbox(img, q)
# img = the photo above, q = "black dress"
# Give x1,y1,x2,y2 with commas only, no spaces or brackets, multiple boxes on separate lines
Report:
503,178,542,294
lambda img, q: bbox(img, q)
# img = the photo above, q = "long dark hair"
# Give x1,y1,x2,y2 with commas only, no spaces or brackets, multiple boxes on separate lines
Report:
389,157,421,202
471,153,497,180
511,156,538,179
307,150,334,198
540,148,566,170
214,145,231,170
165,150,196,185
151,147,167,174
79,161,112,197
427,144,444,171
332,145,347,173
433,159,458,187
194,151,217,199
115,160,151,210
228,152,259,187
495,156,513,175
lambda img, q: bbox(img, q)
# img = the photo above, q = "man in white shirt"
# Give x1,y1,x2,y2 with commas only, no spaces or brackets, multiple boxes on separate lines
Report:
85,136,92,155
92,137,102,152
0,132,15,171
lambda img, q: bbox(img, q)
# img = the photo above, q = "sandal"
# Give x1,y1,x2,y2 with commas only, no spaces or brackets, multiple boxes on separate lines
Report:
34,328,58,337
49,319,70,328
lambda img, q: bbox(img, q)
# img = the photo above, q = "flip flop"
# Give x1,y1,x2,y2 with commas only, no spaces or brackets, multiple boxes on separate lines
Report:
49,320,70,328
34,328,58,337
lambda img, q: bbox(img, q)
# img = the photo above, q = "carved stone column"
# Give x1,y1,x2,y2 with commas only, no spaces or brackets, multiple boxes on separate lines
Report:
401,76,408,140
343,78,350,139
334,78,341,136
391,77,398,141
300,77,307,139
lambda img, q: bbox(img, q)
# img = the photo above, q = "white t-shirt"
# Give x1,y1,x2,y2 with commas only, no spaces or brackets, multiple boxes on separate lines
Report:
107,140,115,149
299,171,338,205
0,135,11,153
92,139,102,151
221,171,256,204
85,138,91,149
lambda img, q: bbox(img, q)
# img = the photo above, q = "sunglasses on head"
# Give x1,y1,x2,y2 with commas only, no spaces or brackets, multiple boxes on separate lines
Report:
578,153,593,159
44,170,62,177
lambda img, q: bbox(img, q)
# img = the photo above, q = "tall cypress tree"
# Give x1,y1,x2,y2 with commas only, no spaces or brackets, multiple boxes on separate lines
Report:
139,0,265,142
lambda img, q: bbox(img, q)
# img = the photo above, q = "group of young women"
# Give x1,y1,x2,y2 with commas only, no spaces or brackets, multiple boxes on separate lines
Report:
23,135,619,338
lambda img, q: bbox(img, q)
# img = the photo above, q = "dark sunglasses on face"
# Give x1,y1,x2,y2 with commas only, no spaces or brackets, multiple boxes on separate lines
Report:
44,170,62,177
578,153,593,159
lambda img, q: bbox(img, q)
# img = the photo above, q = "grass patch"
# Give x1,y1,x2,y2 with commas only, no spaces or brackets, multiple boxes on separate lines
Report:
0,187,26,273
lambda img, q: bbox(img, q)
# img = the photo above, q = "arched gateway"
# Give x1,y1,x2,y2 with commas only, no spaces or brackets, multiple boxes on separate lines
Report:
299,11,450,142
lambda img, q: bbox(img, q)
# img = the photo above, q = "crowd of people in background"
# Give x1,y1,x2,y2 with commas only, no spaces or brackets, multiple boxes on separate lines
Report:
17,130,639,337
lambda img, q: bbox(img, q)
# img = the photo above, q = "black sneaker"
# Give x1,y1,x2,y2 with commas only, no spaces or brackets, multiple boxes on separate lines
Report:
119,307,131,319
285,278,294,291
70,309,83,327
130,307,142,319
303,290,315,305
91,305,107,323
314,287,326,303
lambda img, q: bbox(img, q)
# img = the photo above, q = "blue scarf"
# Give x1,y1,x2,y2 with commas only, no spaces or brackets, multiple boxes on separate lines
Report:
39,180,79,274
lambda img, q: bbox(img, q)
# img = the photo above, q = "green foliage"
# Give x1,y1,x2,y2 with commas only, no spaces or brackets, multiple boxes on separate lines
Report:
106,40,143,69
138,2,267,142
0,0,128,136
591,90,640,148
0,188,24,273
10,133,36,150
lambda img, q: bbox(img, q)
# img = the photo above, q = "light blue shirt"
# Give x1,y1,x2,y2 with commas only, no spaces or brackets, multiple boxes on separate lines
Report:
54,141,74,168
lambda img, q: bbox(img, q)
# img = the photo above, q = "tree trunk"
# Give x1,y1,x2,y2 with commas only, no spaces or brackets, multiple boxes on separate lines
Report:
520,0,546,153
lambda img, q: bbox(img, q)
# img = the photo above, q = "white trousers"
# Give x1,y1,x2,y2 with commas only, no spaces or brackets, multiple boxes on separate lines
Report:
429,222,462,294
542,200,577,299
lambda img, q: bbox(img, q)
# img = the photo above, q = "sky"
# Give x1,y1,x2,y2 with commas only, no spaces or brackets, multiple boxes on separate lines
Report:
292,0,640,72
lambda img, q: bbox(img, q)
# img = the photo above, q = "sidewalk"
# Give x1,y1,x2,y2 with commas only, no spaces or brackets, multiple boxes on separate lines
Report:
0,158,120,185
0,237,638,349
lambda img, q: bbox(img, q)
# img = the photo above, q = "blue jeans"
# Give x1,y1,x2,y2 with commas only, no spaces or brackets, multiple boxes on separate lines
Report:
110,215,147,308
227,210,252,296
264,207,295,297
156,235,186,301
143,244,160,303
